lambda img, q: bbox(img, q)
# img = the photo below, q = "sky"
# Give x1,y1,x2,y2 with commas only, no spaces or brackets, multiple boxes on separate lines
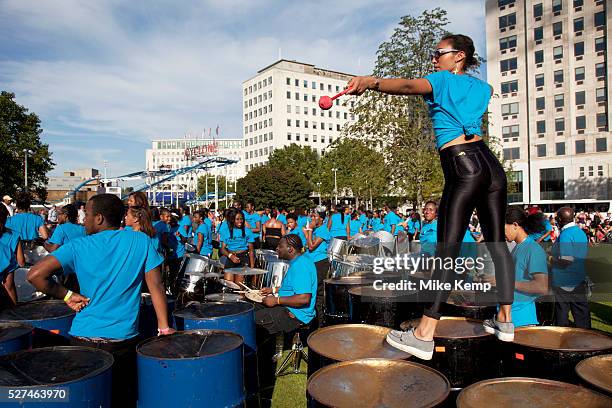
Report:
0,0,486,177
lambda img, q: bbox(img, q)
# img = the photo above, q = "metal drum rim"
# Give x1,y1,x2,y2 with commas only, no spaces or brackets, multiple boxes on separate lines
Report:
173,301,255,320
401,316,493,339
307,357,450,408
513,326,612,352
0,300,76,321
324,277,375,285
575,354,612,394
136,329,244,360
306,324,409,361
0,322,34,342
0,346,114,387
456,376,611,407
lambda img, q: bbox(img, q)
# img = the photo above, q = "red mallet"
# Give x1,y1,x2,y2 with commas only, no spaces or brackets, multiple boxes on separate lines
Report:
318,87,352,110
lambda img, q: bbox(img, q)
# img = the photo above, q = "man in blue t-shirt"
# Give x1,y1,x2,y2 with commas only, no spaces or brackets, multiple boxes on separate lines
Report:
419,201,439,256
179,206,193,236
45,204,86,252
550,207,590,328
384,205,402,236
256,234,317,335
244,201,262,248
27,194,174,406
6,193,49,241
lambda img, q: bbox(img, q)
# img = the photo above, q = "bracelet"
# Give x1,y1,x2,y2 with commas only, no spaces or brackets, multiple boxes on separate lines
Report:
157,327,171,335
63,290,73,302
372,78,380,90
277,297,280,305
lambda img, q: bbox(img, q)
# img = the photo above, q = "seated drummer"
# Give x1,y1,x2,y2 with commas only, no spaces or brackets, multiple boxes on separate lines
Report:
27,194,174,407
193,210,213,257
220,208,256,284
256,234,317,335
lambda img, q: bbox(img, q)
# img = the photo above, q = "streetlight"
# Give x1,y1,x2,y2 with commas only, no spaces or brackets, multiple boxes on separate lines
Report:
103,160,108,186
316,182,322,205
331,168,338,205
23,149,34,189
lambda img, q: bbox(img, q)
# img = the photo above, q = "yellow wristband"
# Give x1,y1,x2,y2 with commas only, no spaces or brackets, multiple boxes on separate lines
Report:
64,290,73,302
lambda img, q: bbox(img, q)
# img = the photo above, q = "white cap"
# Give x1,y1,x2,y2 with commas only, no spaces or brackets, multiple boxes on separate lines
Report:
2,195,12,201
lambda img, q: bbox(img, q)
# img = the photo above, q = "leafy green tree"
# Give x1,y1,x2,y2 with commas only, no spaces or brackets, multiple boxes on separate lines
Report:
236,165,313,209
197,174,235,199
0,91,54,201
267,144,319,183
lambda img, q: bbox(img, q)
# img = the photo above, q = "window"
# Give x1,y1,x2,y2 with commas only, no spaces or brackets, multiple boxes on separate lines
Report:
574,42,584,57
576,115,586,130
498,0,514,6
554,94,564,108
574,17,584,32
502,102,519,115
500,35,517,50
556,142,565,155
287,119,291,127
552,0,562,13
555,118,565,132
287,133,292,141
597,113,608,129
295,120,300,128
507,171,523,203
501,80,519,94
303,94,308,102
502,125,519,138
303,80,307,88
503,147,520,160
595,11,605,28
294,79,299,86
295,134,300,141
534,27,543,41
553,22,563,36
573,0,583,7
536,144,546,157
500,58,517,72
595,37,606,52
575,90,585,105
499,13,516,29
535,50,544,64
598,166,604,177
305,120,309,128
537,120,546,133
553,46,563,60
295,92,299,100
535,73,545,87
554,70,564,84
575,66,585,81
596,88,606,102
596,63,606,78
596,138,607,152
287,105,291,113
304,106,308,115
589,166,594,177
312,81,316,89
533,3,543,18
579,167,585,177
575,140,586,153
536,97,545,110
540,168,564,200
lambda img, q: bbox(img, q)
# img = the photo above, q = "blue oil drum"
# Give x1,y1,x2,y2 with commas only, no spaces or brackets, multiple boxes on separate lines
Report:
0,322,33,356
138,293,176,339
0,300,75,347
0,346,114,408
137,330,244,408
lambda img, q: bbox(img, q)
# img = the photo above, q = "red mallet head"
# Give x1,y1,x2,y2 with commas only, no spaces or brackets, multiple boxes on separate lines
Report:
318,96,333,110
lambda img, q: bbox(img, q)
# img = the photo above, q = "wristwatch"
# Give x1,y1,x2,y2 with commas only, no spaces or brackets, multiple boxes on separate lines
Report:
372,78,380,90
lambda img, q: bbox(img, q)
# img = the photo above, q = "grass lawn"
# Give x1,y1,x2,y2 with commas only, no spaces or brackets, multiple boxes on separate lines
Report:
270,351,308,408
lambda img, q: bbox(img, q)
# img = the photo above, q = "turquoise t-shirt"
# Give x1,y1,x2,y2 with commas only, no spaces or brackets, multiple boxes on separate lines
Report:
48,222,86,246
510,236,549,327
0,229,20,280
309,224,330,263
244,211,261,231
329,213,349,238
529,219,552,242
219,226,255,252
424,70,492,149
385,211,402,236
277,213,287,225
408,219,421,234
153,220,169,252
195,222,213,257
420,219,438,256
168,225,185,259
551,224,588,287
278,254,317,324
52,229,163,340
349,219,362,237
179,215,192,236
285,228,307,247
370,218,383,232
6,213,43,241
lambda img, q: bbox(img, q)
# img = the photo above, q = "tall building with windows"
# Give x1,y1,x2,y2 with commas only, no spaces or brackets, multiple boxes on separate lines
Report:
242,60,357,173
486,0,611,202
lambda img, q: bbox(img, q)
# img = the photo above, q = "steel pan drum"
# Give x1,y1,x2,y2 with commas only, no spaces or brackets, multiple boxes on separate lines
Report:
255,249,277,269
372,231,395,255
307,358,450,408
263,260,289,288
441,290,497,321
456,377,612,408
504,326,612,382
348,237,381,257
183,253,211,275
401,317,496,390
330,260,367,278
323,277,375,326
575,354,612,396
13,268,45,302
306,324,411,377
204,293,244,303
348,286,420,329
327,238,348,261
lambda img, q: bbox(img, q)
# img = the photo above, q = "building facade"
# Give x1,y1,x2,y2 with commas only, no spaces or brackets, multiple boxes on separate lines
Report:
486,0,611,202
242,60,357,173
46,168,100,203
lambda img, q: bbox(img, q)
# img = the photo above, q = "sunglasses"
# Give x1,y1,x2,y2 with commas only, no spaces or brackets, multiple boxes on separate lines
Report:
430,48,459,60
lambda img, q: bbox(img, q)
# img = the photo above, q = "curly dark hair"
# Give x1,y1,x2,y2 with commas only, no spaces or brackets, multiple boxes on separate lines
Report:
441,34,478,71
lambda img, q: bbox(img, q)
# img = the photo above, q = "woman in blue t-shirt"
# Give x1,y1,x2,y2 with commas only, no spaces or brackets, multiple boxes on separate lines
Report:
45,204,86,252
0,205,23,307
348,34,515,359
303,206,330,319
327,205,350,240
219,208,255,284
348,211,363,240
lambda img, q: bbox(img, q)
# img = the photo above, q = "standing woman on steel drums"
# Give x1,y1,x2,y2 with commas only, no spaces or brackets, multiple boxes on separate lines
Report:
219,208,256,284
348,34,515,359
327,205,350,240
0,205,23,307
262,210,285,250
303,206,331,319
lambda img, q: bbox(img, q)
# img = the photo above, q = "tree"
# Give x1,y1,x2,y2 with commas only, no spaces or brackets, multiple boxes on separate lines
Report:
344,8,487,209
236,165,313,209
0,91,54,201
267,144,319,183
197,174,235,199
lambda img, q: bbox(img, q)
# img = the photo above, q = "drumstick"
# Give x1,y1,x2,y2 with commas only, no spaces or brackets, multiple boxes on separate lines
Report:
318,87,352,110
237,281,255,292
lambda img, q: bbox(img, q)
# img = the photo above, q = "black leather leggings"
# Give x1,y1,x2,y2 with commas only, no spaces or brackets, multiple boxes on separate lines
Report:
423,141,514,320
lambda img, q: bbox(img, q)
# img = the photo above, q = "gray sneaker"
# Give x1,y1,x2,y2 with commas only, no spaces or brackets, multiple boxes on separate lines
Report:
386,328,434,360
483,316,514,342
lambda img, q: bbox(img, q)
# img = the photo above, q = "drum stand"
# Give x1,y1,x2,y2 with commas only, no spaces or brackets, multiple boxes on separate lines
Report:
275,331,309,376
